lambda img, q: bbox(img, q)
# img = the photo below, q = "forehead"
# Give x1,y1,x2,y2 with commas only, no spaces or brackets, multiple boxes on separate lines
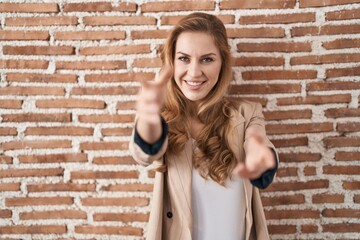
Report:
175,31,220,55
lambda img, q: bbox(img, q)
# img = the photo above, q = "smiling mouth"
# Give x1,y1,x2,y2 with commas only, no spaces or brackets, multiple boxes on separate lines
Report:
184,81,205,87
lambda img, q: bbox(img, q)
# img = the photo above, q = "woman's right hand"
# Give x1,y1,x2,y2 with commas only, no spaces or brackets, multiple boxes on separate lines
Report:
135,65,173,144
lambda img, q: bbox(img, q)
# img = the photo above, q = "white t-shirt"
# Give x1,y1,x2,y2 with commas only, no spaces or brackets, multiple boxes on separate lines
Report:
191,168,246,240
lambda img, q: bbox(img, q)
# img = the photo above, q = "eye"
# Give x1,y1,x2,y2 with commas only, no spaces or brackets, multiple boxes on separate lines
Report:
202,57,214,63
178,56,189,62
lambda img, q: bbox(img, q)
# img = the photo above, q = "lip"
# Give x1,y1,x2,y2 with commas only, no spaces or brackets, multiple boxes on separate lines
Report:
184,80,205,90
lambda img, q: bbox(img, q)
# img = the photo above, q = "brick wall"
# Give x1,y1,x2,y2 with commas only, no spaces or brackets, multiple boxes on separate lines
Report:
0,0,359,239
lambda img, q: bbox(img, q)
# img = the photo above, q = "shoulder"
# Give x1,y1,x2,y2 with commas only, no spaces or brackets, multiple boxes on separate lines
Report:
229,98,262,121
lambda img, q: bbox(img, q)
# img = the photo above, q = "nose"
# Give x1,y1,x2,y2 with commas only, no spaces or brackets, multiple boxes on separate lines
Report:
187,61,202,78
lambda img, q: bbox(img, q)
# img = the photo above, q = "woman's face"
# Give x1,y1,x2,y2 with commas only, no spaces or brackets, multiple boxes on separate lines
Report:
173,31,222,104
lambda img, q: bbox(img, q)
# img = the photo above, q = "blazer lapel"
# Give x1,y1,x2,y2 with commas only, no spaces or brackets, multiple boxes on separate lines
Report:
167,140,193,232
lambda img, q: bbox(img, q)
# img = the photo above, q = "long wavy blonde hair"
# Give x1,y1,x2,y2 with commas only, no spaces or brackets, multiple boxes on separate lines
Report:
161,12,238,186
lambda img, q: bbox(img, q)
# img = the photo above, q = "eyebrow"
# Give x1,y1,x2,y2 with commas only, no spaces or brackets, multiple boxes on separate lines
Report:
176,51,217,57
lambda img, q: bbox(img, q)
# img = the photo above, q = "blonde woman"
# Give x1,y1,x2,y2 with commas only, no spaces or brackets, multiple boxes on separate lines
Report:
129,12,279,240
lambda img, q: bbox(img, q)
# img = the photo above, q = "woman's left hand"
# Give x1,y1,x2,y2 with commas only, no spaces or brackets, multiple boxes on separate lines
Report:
232,135,276,180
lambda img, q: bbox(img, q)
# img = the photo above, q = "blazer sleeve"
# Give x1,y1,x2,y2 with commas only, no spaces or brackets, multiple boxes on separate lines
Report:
129,117,168,166
243,102,279,189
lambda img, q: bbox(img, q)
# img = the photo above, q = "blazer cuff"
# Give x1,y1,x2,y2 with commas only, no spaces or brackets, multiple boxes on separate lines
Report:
250,148,278,189
134,117,168,156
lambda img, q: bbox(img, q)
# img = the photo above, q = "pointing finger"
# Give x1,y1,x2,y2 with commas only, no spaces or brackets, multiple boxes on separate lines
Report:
155,64,173,86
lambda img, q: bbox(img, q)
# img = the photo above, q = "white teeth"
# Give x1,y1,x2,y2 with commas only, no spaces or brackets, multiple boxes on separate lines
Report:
186,81,203,86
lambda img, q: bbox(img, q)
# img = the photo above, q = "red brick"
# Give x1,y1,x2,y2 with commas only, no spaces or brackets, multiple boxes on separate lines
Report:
0,225,67,234
303,166,317,176
337,122,360,132
131,30,169,39
242,70,317,80
322,208,360,218
343,181,360,190
116,101,136,111
312,194,344,203
292,24,360,36
234,57,284,66
323,38,360,49
161,14,234,25
54,31,125,40
0,59,48,69
355,195,360,203
64,2,112,12
263,180,329,192
142,1,214,12
19,153,87,164
0,155,12,164
325,108,360,118
307,81,360,91
81,197,148,207
1,140,71,150
323,165,360,174
57,61,126,70
80,44,150,55
101,183,153,192
71,86,138,96
79,141,129,150
342,181,360,190
78,114,134,123
25,127,94,136
93,213,149,222
27,183,95,192
265,209,320,219
0,183,20,192
271,137,308,148
227,27,285,38
261,194,305,206
86,72,154,83
0,31,49,40
93,156,136,165
71,170,138,180
6,197,72,206
276,167,298,177
336,151,360,161
268,225,297,234
279,152,322,162
75,225,142,236
324,136,360,148
20,210,87,220
0,128,17,136
220,0,296,9
277,94,351,106
300,0,360,7
237,42,311,52
229,84,301,95
323,223,360,233
6,16,77,26
2,113,70,123
84,16,155,26
64,2,137,12
133,58,162,68
0,168,63,178
327,8,360,20
6,73,77,83
266,122,333,135
301,224,318,233
240,12,315,24
3,46,74,55
0,100,22,109
0,210,12,218
0,3,58,12
264,109,312,120
326,66,360,78
36,99,105,109
0,87,65,96
291,53,360,65
102,127,132,137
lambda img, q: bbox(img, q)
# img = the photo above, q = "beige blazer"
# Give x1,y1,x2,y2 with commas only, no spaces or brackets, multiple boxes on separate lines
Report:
129,100,278,240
